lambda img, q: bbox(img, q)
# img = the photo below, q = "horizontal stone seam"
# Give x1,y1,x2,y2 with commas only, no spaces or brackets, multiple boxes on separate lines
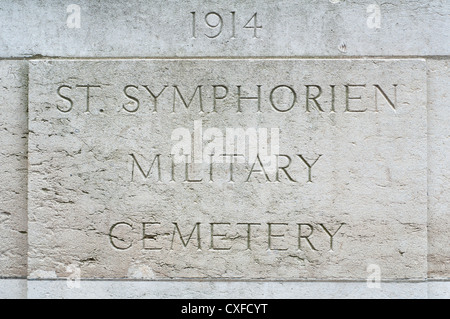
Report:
25,279,445,283
0,55,449,61
0,279,443,285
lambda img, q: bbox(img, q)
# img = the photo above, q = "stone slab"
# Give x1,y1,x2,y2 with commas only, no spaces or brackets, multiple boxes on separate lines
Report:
427,59,450,279
28,59,427,280
0,1,448,58
0,61,28,278
27,280,430,299
428,281,450,299
0,279,27,299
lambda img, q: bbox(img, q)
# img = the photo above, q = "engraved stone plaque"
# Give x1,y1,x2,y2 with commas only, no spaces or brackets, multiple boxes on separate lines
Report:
28,59,427,280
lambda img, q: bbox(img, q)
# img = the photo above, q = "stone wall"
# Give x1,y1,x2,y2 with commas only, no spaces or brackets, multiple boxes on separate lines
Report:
0,0,448,299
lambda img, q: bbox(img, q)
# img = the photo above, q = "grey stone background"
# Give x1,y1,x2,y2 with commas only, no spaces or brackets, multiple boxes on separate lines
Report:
0,0,448,57
0,0,448,298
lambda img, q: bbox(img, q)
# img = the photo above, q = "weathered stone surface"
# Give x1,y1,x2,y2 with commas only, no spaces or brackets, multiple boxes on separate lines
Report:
0,0,448,58
0,61,28,278
0,279,27,299
428,281,450,299
28,59,427,280
428,59,450,279
27,280,432,299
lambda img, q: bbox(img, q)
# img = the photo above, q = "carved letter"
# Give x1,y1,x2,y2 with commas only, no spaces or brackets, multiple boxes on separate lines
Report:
130,154,161,182
109,222,133,250
123,85,140,113
237,85,262,112
270,85,297,112
298,154,322,183
298,223,318,251
221,154,245,182
237,223,261,250
268,223,288,251
142,222,162,251
305,85,323,112
246,154,271,182
276,155,297,182
142,85,168,112
210,223,232,250
345,84,367,112
76,84,101,113
173,85,203,113
171,223,201,250
320,223,345,251
184,156,203,183
374,84,397,111
213,85,228,112
57,85,73,113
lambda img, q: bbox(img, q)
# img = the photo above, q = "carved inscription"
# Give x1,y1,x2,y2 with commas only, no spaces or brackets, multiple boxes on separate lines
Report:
109,221,346,252
129,153,322,183
191,12,262,39
56,83,398,114
28,60,427,279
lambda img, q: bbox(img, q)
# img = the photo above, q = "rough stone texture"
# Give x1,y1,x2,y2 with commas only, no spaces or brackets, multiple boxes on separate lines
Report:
28,59,427,280
428,59,450,279
0,61,28,278
0,0,448,58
